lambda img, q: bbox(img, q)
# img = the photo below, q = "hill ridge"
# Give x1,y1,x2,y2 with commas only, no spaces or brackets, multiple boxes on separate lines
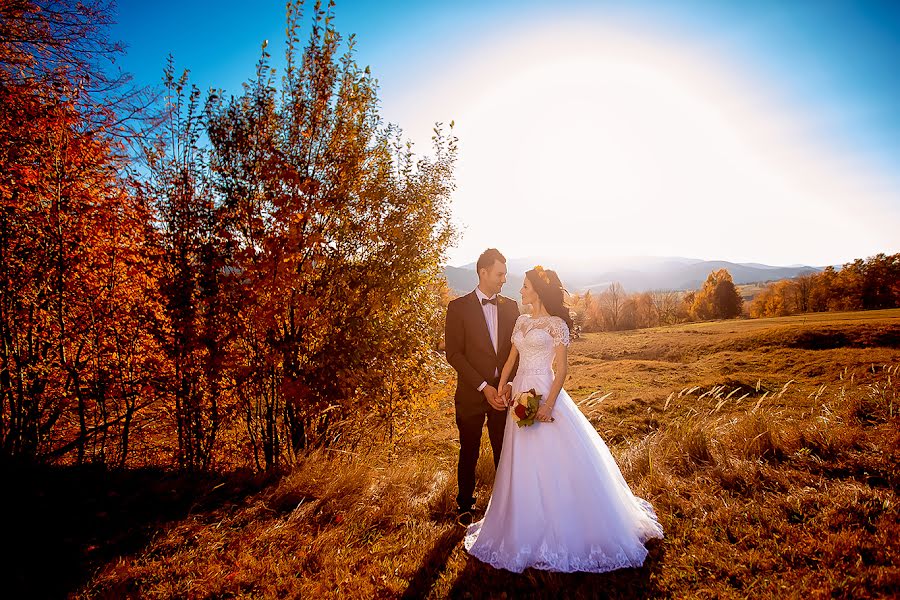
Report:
445,256,820,295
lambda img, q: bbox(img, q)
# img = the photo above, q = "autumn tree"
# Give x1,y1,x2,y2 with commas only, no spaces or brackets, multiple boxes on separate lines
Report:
570,291,589,335
809,266,838,312
750,281,788,318
598,282,627,330
1,0,153,141
835,259,865,310
651,290,681,325
1,1,122,82
3,0,460,471
204,1,456,469
692,268,743,320
579,291,606,331
750,254,900,318
0,0,162,465
860,253,900,309
792,273,814,313
571,287,687,332
633,292,655,329
678,290,695,322
714,273,744,318
135,58,236,470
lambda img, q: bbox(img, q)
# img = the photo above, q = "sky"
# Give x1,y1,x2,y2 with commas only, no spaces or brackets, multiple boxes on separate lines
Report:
111,0,900,268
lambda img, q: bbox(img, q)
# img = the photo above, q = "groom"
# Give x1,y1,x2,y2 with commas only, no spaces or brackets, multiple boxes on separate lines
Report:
445,248,519,522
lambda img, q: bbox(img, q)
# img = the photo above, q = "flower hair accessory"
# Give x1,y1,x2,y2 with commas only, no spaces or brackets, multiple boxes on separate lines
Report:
533,265,552,285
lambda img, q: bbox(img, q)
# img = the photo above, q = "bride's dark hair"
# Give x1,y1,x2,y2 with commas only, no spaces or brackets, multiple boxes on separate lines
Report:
525,266,573,333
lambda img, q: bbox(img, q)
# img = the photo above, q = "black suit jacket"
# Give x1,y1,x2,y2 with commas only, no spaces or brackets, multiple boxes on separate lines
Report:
445,291,520,418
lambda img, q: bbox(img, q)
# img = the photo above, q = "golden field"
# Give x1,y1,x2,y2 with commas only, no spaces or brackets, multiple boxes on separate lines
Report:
12,310,898,599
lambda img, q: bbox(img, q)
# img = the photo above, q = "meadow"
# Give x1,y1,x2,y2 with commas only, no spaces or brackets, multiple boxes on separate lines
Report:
16,310,897,599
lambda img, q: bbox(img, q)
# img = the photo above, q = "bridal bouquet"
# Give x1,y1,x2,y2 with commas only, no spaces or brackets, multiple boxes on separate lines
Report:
511,389,541,427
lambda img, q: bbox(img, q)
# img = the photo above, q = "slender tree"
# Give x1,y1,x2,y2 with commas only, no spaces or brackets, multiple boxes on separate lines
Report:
137,58,234,470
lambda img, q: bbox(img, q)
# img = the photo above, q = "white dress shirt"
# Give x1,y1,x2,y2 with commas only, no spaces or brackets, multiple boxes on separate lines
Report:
474,287,499,391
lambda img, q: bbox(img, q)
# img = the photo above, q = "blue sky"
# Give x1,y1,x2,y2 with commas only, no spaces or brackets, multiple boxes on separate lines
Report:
111,0,900,267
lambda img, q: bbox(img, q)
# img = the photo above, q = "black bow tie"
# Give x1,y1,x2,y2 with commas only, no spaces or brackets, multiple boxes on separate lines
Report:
482,297,498,306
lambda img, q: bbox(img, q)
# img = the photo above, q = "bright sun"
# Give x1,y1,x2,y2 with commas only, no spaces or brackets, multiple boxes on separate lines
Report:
387,22,897,266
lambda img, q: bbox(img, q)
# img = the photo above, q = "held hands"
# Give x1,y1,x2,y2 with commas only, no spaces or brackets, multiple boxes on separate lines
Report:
483,385,507,411
498,383,513,407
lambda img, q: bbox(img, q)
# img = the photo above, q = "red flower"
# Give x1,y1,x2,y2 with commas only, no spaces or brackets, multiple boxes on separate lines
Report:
514,404,528,419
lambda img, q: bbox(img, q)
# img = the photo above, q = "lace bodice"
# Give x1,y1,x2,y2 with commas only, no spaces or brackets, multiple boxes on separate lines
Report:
512,314,570,375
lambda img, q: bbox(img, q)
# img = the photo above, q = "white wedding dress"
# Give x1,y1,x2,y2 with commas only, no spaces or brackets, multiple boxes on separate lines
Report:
463,314,664,573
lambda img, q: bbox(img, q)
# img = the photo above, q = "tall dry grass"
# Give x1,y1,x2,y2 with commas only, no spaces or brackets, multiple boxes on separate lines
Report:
78,447,463,598
72,315,900,598
614,366,899,599
76,368,899,599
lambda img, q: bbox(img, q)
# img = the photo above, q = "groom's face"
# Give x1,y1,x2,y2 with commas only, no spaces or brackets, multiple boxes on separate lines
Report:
479,259,507,297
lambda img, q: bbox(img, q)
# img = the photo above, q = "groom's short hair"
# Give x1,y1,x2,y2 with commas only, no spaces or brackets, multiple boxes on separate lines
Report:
477,248,506,274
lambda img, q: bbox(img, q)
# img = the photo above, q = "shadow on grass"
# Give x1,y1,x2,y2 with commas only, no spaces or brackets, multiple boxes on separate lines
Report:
3,460,281,599
401,523,467,599
446,537,666,600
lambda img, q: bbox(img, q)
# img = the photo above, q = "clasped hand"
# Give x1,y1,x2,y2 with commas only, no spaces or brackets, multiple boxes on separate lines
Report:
485,383,513,410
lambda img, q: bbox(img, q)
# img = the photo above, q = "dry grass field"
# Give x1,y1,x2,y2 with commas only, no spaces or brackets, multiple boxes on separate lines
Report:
15,310,898,599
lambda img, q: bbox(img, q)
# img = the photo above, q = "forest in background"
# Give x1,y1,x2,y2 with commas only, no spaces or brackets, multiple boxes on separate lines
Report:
1,0,455,471
569,253,900,333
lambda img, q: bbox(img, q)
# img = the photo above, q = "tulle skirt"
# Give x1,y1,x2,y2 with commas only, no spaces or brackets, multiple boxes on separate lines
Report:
463,371,664,573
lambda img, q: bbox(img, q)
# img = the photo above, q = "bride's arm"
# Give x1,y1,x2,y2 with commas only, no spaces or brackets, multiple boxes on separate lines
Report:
538,344,568,419
497,345,519,397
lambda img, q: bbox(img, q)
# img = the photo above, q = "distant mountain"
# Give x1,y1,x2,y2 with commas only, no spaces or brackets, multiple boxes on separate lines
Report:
444,266,477,295
444,266,524,298
443,256,821,295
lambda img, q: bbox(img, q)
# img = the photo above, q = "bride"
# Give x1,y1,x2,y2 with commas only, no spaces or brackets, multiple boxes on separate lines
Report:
463,266,664,573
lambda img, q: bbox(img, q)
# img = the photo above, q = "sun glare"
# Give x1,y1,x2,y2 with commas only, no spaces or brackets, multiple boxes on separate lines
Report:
386,21,897,267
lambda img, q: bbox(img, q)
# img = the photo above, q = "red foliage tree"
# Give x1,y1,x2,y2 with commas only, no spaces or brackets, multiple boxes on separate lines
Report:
1,0,163,465
0,80,162,464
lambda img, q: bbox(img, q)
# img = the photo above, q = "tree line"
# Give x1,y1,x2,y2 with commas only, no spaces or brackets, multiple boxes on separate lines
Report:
571,268,744,332
750,253,900,318
1,0,454,470
569,253,900,333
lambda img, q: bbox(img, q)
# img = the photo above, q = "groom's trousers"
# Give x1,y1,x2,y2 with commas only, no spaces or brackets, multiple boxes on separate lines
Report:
456,407,506,511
